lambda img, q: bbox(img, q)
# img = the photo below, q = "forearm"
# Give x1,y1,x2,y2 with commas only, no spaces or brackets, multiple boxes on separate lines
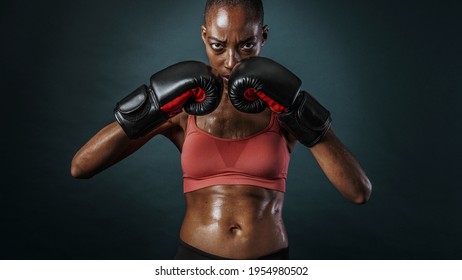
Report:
310,129,372,204
71,121,134,179
226,57,371,203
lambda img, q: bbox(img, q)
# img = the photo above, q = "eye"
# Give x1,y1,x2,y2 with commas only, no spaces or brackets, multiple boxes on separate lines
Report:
241,42,255,51
210,43,224,51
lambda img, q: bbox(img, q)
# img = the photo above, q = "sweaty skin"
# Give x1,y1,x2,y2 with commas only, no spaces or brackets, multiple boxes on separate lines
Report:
71,4,371,259
170,6,291,258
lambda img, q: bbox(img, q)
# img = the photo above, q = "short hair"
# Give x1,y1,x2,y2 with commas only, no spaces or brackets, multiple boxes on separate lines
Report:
204,0,264,26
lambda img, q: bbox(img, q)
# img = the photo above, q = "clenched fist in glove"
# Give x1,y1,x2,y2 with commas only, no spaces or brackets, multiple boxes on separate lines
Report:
228,56,331,147
114,61,222,139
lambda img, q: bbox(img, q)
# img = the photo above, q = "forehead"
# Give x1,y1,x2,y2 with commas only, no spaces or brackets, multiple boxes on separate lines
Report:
205,6,260,38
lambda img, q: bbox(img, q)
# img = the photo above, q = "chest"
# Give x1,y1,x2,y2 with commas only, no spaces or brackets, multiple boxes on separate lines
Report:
195,106,272,139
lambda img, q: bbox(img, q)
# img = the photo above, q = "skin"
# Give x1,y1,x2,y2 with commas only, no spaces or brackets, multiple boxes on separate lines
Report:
71,4,372,259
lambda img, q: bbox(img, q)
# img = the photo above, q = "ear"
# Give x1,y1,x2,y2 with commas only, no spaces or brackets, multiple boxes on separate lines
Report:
201,25,207,45
261,25,269,46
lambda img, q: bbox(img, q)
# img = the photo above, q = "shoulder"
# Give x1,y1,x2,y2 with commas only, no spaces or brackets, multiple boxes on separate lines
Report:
278,120,298,152
159,112,188,148
169,111,189,131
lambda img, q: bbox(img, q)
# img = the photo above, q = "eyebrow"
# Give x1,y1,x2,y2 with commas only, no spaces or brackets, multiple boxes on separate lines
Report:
208,35,257,44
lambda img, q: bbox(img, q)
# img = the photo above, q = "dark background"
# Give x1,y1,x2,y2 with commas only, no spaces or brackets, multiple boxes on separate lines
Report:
1,0,461,259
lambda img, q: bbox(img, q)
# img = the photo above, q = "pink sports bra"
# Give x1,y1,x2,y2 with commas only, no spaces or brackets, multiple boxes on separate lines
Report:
181,113,290,193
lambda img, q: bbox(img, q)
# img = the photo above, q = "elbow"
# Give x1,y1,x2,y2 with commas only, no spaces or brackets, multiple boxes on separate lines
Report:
70,158,93,179
350,178,372,205
351,192,371,205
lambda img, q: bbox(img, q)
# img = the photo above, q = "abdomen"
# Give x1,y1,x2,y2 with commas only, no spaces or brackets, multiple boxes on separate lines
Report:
180,184,288,259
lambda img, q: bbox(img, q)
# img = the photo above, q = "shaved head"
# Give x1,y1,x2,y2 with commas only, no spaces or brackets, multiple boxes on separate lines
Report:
204,0,264,26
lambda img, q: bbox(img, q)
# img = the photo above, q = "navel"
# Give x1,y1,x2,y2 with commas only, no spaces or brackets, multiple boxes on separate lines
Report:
228,223,242,234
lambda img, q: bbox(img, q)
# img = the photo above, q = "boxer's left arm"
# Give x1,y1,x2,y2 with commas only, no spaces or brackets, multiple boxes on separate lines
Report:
272,124,371,204
228,57,372,204
309,128,372,204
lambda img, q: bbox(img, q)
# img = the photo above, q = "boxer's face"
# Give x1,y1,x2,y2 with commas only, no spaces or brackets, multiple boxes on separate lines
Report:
202,5,268,82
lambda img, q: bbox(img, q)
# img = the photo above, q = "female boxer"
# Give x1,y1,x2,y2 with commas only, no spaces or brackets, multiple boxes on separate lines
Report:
71,0,372,259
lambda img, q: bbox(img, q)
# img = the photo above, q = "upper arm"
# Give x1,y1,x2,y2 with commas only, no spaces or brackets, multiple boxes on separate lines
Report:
71,114,186,178
116,112,186,160
309,128,372,204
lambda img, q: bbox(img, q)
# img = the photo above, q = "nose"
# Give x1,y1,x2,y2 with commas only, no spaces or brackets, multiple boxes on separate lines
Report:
224,49,240,71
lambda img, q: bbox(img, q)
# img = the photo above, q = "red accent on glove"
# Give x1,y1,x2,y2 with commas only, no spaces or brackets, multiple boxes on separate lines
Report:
190,87,206,103
160,87,205,116
243,88,287,113
244,88,259,101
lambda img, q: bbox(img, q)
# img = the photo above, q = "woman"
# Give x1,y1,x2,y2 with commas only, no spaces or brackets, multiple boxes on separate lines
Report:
71,0,372,259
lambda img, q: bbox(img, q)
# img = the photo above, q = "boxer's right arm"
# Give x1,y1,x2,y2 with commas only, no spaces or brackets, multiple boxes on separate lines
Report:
115,60,221,139
71,61,221,178
71,115,180,179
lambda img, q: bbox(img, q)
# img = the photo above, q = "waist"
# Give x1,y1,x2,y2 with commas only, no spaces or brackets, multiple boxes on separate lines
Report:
180,184,288,259
175,240,289,260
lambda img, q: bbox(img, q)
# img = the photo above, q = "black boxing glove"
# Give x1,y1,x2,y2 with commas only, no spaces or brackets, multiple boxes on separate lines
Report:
228,56,331,147
114,61,222,139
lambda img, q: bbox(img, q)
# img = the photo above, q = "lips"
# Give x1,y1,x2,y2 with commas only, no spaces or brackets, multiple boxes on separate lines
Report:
222,74,231,81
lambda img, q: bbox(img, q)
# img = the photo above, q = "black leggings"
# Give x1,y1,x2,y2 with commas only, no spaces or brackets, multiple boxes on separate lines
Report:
174,240,289,260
